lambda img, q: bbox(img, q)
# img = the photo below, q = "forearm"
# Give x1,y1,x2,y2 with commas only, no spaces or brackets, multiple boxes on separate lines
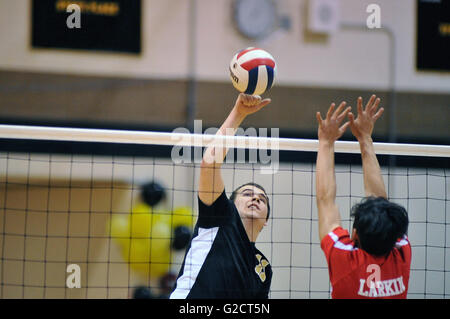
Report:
202,107,246,166
358,136,387,198
199,107,246,204
316,141,341,239
316,141,337,204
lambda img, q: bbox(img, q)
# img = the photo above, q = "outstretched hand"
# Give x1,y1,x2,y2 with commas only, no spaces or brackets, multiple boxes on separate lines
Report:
348,95,384,141
234,93,271,117
316,101,352,143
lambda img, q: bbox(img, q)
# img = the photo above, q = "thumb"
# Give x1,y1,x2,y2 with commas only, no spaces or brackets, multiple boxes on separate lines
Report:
316,112,323,125
340,121,350,134
348,112,355,124
259,98,272,108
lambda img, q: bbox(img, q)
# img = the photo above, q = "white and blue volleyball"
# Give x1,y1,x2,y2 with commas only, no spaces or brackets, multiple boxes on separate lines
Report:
229,47,276,95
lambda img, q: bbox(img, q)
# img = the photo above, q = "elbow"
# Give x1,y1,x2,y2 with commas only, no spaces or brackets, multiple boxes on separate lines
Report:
365,188,387,199
200,157,211,168
200,157,219,170
201,147,223,168
316,197,336,212
316,189,336,206
316,196,334,208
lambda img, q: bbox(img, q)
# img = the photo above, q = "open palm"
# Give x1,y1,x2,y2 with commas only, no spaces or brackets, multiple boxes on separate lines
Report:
348,95,384,140
316,101,352,143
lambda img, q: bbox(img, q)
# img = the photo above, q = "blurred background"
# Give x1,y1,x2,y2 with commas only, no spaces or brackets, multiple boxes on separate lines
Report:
0,0,449,299
0,0,448,143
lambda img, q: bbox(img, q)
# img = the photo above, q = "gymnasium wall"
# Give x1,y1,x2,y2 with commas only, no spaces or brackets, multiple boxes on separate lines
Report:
0,0,449,300
0,0,449,143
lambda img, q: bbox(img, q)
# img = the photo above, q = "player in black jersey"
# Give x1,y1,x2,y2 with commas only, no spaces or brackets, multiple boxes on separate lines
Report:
170,93,273,299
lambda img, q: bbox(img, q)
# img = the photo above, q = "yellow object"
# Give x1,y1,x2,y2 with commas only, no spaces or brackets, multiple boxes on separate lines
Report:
171,206,195,229
120,220,172,279
109,203,195,280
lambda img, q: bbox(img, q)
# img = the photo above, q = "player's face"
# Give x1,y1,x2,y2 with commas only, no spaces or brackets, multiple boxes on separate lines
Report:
234,185,269,225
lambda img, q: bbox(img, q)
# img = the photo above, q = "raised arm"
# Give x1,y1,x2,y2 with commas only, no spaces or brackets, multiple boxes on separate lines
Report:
315,102,351,241
198,93,271,205
348,95,386,198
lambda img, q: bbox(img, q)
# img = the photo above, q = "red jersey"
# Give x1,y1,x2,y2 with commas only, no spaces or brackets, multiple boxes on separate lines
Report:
321,227,411,299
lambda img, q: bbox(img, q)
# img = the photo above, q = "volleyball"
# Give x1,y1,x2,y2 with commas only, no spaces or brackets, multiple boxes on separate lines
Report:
229,47,276,95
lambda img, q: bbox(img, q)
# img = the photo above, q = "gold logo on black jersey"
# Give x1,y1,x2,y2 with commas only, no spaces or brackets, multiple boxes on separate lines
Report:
255,254,269,282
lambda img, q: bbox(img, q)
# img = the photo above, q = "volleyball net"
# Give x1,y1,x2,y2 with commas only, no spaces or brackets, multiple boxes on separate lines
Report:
0,125,448,299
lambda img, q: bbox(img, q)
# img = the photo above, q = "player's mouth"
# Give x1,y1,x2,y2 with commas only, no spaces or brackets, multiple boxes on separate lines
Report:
248,203,259,210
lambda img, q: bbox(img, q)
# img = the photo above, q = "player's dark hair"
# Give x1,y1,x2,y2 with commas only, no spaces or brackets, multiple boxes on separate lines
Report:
351,197,409,257
230,182,270,220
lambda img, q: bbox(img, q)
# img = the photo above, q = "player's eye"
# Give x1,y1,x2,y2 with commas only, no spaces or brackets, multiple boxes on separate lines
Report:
242,191,267,204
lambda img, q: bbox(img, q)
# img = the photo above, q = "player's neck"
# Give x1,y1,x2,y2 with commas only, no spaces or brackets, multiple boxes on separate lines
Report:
241,218,262,243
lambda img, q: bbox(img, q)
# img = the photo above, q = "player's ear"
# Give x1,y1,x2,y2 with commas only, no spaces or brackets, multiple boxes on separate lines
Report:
351,228,358,241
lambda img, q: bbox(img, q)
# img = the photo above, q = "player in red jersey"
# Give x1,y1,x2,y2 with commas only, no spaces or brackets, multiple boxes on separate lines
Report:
315,95,410,299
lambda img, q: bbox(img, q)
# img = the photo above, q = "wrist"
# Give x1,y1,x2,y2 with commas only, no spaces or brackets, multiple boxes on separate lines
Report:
319,139,335,148
231,105,247,122
358,136,375,156
357,135,373,145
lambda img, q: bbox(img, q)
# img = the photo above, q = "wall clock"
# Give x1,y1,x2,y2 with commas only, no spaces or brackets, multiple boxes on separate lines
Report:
233,0,277,40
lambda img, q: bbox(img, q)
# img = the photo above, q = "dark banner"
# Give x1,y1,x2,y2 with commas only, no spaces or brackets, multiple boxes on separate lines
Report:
0,299,447,317
32,0,141,54
417,0,450,71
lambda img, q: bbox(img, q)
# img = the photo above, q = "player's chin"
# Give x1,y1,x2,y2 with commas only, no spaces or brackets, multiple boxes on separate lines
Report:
245,209,266,220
